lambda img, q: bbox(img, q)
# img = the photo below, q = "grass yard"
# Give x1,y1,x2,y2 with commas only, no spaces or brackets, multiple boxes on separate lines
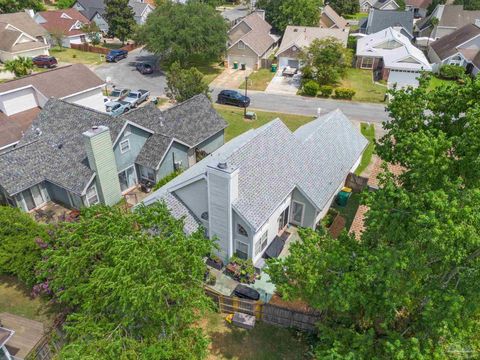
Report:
427,76,457,91
344,12,368,20
355,123,375,175
202,311,311,360
214,105,315,141
0,276,55,327
50,47,104,65
332,192,361,231
239,69,275,91
189,57,224,84
340,68,387,103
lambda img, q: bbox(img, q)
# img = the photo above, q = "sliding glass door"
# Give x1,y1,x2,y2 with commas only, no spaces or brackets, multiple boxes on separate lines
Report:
118,166,137,192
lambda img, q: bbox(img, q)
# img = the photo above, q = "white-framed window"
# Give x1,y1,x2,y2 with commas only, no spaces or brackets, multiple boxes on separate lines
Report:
236,240,249,260
120,139,130,153
86,184,99,206
140,166,155,182
238,41,245,49
291,201,305,225
237,223,248,237
255,230,268,256
360,57,374,69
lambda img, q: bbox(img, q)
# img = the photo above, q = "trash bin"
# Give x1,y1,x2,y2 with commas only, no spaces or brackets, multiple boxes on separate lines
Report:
233,61,238,69
336,190,351,207
271,63,278,73
241,63,246,70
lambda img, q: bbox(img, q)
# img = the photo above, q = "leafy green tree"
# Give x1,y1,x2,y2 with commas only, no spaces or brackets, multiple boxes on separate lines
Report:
266,76,480,358
104,0,136,44
453,0,480,9
136,1,228,65
165,61,210,103
37,203,214,359
3,57,34,77
327,0,359,16
81,22,101,45
0,206,48,287
256,0,323,32
0,0,44,13
300,37,352,85
55,0,76,9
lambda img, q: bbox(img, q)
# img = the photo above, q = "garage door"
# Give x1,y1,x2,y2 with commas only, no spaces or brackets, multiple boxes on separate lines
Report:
387,70,420,89
228,55,257,69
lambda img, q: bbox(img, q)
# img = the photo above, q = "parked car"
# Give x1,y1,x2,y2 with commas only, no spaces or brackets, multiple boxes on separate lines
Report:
106,49,128,62
32,55,57,68
217,90,250,107
136,62,154,74
233,284,260,301
105,100,131,116
124,89,150,108
109,88,130,101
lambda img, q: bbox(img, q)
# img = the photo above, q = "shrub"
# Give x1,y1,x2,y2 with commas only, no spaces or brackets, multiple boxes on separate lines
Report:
439,64,465,80
153,169,183,191
319,85,333,97
334,87,356,99
303,80,320,96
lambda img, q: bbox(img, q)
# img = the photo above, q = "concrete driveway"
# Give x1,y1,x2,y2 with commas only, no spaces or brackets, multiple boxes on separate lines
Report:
210,68,252,89
265,72,301,95
94,48,166,97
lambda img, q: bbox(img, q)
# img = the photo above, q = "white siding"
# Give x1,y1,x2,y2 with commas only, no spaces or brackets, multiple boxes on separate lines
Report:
63,87,106,112
0,87,39,115
0,48,49,63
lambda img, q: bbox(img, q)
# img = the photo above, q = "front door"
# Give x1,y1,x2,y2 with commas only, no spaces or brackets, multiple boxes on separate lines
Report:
291,201,304,226
118,166,137,192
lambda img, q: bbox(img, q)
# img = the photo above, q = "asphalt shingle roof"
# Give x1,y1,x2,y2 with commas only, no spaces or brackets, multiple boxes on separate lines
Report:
430,23,480,60
361,9,414,36
228,12,276,56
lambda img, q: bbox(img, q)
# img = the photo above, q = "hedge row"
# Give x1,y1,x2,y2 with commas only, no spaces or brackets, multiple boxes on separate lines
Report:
302,82,356,100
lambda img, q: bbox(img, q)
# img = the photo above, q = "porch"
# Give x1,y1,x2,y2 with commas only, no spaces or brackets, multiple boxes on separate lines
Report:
0,313,45,360
30,201,78,224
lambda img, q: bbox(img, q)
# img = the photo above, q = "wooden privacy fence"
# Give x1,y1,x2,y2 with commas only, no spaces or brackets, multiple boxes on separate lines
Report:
345,172,369,192
70,42,139,55
205,287,322,332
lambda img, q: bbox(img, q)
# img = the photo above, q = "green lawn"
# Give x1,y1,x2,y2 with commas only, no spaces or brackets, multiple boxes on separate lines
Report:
344,12,368,20
427,76,457,91
202,311,310,360
189,56,224,84
239,69,275,91
355,123,375,175
340,68,387,103
332,192,361,231
50,47,104,65
214,105,315,141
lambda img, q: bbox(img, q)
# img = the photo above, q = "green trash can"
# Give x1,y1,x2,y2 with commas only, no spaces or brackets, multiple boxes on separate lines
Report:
271,63,278,73
336,191,351,207
233,61,238,69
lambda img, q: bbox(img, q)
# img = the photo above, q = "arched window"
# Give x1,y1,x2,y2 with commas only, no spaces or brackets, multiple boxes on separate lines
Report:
237,224,248,237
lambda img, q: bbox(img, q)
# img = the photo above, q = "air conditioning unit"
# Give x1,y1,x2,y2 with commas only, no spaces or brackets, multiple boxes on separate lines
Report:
174,160,182,170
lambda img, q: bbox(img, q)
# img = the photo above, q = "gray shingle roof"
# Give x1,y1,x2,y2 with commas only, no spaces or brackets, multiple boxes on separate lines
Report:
430,23,480,60
361,9,414,36
144,109,368,231
75,0,106,19
161,193,202,235
135,133,172,169
228,12,276,56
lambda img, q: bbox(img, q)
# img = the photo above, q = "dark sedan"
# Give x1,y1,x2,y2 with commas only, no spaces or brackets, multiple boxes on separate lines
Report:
136,62,154,74
217,90,250,108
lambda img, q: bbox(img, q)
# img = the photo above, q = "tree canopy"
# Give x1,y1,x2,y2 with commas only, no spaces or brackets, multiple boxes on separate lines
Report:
105,0,136,43
3,57,34,78
136,1,228,65
165,61,210,102
256,0,323,32
0,0,44,13
266,76,480,358
36,203,214,359
453,0,480,9
327,0,359,16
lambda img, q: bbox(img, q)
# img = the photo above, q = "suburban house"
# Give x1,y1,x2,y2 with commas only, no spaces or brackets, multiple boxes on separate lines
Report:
221,5,251,27
34,9,92,48
319,5,348,29
356,27,432,88
358,9,414,38
428,23,480,76
359,0,401,13
0,327,14,360
141,109,367,264
0,95,227,213
226,11,280,69
405,0,432,18
128,0,154,25
416,5,480,41
0,64,105,151
276,26,349,70
0,11,50,63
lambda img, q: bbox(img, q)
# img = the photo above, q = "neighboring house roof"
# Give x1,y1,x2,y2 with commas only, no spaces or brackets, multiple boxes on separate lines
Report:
128,0,153,18
430,23,480,60
373,0,400,10
36,9,90,37
277,26,349,56
405,0,431,9
74,0,106,20
0,108,41,150
417,5,480,36
0,94,226,197
222,5,250,23
360,9,414,37
144,109,368,231
0,12,50,54
162,192,202,235
357,27,432,70
228,12,277,56
0,12,47,38
320,5,348,29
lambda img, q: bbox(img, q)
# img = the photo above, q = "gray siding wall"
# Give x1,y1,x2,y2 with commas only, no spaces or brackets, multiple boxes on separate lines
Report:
156,141,189,180
291,189,317,229
46,183,71,207
233,211,254,258
113,125,150,173
196,130,225,155
174,179,208,223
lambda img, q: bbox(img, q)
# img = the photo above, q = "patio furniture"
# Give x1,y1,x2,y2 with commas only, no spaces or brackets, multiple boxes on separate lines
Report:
263,231,290,259
140,179,154,193
282,66,297,77
226,262,241,279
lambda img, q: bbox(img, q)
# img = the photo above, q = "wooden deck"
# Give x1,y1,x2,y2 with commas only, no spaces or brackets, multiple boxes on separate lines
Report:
0,313,44,359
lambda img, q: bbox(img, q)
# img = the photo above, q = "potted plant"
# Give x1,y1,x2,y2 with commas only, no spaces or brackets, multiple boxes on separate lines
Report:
206,254,223,270
206,273,217,286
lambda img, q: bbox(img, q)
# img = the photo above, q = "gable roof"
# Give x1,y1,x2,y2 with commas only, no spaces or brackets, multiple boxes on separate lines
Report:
74,0,106,19
0,12,47,38
278,26,348,56
430,23,480,60
128,0,153,18
0,107,41,150
228,12,276,56
36,9,90,37
320,5,348,29
405,0,431,9
373,0,399,9
360,9,414,37
144,109,368,231
0,13,49,54
417,5,480,36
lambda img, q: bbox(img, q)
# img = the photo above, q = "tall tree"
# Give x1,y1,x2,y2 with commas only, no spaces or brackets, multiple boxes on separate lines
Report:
256,0,323,32
104,0,136,44
453,0,480,9
0,0,44,13
81,22,101,45
136,1,228,65
327,0,359,16
165,61,210,102
3,57,34,77
266,76,480,358
36,203,214,358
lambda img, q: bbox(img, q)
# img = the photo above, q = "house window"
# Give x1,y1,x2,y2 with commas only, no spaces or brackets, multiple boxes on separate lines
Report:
237,224,248,237
236,240,249,260
140,166,155,182
86,184,99,206
361,57,374,69
120,139,130,153
255,230,268,256
80,35,86,43
238,42,245,49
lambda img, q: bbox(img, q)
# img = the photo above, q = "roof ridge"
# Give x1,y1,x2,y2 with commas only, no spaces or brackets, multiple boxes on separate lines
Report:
160,93,205,114
45,97,111,117
0,138,42,156
0,64,75,86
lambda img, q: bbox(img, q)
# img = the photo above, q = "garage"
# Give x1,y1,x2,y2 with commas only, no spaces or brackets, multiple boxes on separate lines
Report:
387,69,421,89
278,57,299,69
227,54,258,70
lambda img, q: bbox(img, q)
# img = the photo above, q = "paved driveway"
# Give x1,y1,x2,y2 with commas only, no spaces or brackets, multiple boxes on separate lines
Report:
210,68,252,89
265,72,301,95
94,48,166,97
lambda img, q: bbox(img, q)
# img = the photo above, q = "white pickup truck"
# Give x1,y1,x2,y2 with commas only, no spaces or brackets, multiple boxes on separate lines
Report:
123,89,150,108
